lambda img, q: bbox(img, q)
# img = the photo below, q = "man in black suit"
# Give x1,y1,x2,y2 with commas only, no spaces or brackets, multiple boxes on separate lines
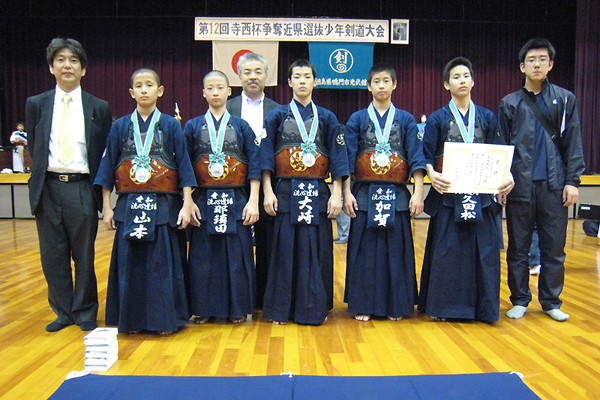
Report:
26,38,112,332
226,52,279,309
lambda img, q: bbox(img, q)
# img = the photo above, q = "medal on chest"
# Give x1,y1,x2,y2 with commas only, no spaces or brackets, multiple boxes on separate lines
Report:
290,100,319,169
375,153,390,167
302,152,316,167
130,109,161,184
134,167,151,183
367,103,395,169
206,110,231,179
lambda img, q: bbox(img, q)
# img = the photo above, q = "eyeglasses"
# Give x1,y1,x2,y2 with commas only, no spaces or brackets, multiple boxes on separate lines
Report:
524,57,550,65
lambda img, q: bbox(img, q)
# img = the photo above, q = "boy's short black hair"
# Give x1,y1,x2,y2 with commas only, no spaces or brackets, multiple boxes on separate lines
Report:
443,57,474,83
131,68,161,87
288,59,317,80
203,70,229,87
367,63,397,84
518,38,556,63
46,38,88,69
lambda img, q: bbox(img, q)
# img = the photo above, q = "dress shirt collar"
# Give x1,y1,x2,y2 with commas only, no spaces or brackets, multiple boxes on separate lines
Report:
242,91,264,106
54,85,82,104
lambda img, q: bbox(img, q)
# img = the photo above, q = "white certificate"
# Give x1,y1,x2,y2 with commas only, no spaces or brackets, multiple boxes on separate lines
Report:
441,142,514,194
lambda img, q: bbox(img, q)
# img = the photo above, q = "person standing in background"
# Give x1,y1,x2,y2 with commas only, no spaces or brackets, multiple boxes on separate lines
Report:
227,52,280,309
10,122,28,172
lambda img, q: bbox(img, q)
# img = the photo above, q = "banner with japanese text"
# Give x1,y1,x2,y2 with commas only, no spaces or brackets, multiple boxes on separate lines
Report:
308,42,373,89
196,17,388,43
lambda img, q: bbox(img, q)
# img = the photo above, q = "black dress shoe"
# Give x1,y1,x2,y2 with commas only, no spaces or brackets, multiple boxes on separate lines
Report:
46,321,72,332
80,321,98,331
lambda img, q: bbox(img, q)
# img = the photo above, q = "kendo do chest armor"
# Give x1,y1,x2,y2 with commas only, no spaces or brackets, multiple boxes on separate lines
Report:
354,118,409,183
192,121,248,187
274,114,329,179
114,122,179,194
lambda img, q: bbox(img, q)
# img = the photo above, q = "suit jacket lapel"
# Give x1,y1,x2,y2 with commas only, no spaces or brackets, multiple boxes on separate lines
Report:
40,90,56,158
235,96,242,117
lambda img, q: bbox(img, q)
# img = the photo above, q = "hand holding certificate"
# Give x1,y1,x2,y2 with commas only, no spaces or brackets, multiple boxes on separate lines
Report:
441,142,515,195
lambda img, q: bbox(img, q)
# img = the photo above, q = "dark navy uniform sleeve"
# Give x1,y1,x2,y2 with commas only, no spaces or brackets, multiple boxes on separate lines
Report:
232,116,261,181
163,115,196,189
422,108,447,167
261,105,287,173
183,115,206,161
397,109,427,176
344,110,362,175
94,115,131,190
318,105,349,181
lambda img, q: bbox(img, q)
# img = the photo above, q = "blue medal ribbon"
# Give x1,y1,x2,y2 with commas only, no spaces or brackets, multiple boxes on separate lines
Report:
206,110,231,169
290,100,319,158
131,109,161,173
300,142,317,156
209,152,226,164
448,100,476,143
375,142,392,156
367,103,395,158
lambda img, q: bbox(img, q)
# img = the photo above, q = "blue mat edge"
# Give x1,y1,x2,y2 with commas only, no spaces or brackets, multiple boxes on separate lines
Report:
48,372,541,400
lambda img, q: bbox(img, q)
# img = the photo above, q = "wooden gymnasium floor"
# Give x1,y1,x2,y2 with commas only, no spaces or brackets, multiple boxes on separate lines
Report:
1,218,599,399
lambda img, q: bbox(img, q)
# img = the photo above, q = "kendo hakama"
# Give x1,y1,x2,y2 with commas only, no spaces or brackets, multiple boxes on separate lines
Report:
418,105,502,322
184,115,260,320
95,112,195,333
260,101,349,325
343,107,426,318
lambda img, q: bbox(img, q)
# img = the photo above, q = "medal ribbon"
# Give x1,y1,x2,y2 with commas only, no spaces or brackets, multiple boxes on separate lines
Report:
131,109,161,172
448,100,476,143
206,110,231,169
367,103,395,157
290,100,319,157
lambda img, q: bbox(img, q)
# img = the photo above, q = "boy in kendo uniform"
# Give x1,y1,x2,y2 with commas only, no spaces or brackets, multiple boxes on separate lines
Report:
418,57,513,322
261,59,349,326
343,63,426,322
95,68,199,334
184,70,260,324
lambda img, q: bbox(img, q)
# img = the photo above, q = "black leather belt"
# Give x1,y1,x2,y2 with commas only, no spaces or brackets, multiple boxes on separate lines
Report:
46,172,89,182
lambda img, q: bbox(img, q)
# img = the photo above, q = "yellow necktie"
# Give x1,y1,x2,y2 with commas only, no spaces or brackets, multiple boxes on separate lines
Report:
57,93,74,165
